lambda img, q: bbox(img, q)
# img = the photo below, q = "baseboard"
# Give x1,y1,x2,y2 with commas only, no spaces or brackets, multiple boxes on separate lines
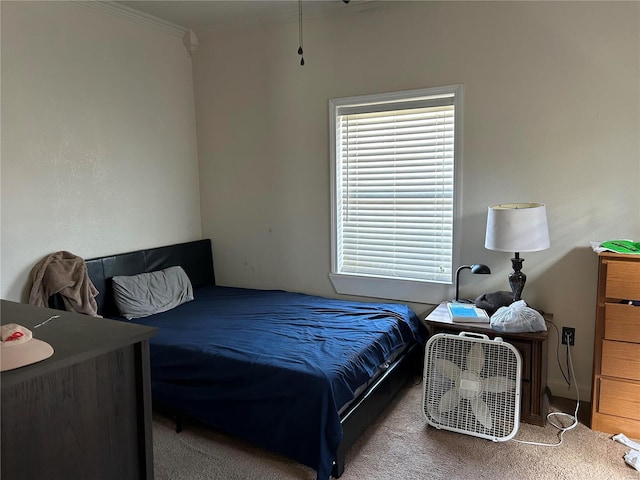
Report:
548,394,592,426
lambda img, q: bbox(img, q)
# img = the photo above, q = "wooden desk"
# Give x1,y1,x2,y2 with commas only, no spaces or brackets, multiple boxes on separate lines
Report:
1,300,157,480
424,302,549,426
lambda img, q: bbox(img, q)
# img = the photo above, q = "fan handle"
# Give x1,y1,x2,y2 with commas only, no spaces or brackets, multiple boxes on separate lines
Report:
458,331,505,344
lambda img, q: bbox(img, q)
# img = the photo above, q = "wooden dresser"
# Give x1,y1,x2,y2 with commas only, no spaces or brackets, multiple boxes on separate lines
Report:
590,252,640,438
1,300,157,480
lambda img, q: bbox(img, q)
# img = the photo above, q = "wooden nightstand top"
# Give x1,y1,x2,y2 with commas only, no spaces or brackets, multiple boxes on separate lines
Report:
424,302,549,342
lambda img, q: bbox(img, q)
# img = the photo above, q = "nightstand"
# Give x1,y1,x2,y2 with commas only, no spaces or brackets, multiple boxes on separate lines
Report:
424,302,550,426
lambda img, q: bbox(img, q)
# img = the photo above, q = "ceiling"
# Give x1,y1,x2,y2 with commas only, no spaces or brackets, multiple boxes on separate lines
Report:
116,1,360,33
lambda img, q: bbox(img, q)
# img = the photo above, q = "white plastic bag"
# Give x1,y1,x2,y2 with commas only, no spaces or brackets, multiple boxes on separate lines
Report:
490,300,547,333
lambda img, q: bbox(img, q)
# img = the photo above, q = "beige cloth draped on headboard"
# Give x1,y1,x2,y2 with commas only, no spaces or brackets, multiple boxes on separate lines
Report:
29,251,100,317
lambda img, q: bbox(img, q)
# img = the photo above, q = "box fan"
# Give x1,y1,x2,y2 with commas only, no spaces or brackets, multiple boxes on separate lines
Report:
422,332,522,441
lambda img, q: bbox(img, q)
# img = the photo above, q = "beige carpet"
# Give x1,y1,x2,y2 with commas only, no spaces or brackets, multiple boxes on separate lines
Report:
153,382,638,480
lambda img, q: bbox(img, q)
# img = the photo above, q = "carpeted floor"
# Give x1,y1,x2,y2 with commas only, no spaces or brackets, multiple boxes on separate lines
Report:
153,381,638,480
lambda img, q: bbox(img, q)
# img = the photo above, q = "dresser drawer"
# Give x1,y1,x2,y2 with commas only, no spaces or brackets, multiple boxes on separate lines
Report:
605,259,640,300
599,377,640,421
601,340,640,381
604,303,640,343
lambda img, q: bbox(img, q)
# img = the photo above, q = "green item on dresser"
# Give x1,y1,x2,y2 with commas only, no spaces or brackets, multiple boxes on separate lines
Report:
600,240,640,254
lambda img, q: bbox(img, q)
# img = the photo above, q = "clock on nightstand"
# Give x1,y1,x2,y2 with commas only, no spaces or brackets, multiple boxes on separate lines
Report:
423,302,550,426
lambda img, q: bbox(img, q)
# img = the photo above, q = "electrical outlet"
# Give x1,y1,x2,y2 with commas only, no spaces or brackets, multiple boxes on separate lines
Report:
562,327,575,346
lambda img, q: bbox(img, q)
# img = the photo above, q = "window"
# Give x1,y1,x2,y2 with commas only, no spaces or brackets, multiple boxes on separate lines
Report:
329,85,462,304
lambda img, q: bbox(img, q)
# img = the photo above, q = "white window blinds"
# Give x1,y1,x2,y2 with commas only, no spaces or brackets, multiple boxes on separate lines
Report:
333,92,456,284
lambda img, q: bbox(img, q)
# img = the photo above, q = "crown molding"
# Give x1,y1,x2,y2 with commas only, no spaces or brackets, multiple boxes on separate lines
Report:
76,1,188,38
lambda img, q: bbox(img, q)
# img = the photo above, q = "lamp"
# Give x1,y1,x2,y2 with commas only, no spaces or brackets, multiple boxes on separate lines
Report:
484,203,550,302
454,264,491,303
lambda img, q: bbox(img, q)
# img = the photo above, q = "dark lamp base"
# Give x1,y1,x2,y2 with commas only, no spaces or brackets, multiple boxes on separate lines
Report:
509,255,526,301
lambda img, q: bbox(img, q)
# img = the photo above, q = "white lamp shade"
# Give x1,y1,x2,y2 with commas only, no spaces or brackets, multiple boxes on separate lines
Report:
485,203,550,253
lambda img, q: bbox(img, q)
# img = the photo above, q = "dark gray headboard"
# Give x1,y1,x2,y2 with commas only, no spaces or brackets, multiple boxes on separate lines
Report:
51,239,215,318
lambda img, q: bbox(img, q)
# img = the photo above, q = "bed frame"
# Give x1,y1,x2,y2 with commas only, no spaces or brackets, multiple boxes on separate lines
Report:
51,238,422,478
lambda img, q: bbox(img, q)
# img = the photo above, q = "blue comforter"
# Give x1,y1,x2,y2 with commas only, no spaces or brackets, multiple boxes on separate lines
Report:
132,285,425,480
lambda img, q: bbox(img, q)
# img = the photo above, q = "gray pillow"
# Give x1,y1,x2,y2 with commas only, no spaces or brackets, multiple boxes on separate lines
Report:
112,266,194,319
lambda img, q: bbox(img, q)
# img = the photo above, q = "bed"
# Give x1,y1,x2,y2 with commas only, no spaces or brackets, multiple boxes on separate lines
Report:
51,239,426,479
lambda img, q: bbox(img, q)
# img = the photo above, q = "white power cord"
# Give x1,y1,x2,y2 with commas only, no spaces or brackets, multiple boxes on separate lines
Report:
512,330,579,447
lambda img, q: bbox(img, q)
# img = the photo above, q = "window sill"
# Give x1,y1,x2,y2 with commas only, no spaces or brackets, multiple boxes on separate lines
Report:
329,272,452,305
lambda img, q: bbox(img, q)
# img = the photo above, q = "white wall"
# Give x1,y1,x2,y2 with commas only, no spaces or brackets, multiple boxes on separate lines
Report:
1,1,202,302
193,1,640,400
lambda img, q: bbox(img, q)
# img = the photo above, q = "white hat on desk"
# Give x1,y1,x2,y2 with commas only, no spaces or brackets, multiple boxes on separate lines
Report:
0,323,54,371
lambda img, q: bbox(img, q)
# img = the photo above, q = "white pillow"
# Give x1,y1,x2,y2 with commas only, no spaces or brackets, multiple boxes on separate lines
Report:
112,266,194,319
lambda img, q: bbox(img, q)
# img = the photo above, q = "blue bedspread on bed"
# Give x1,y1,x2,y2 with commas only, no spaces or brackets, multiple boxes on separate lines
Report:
132,285,425,480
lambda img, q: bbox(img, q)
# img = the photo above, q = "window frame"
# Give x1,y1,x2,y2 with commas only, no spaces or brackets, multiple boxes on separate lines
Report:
328,84,463,304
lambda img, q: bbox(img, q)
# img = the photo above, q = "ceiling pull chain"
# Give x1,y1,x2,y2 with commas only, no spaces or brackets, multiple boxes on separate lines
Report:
298,0,304,66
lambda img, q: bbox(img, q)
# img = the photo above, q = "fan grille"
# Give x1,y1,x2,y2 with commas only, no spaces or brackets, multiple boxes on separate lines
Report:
422,333,522,441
